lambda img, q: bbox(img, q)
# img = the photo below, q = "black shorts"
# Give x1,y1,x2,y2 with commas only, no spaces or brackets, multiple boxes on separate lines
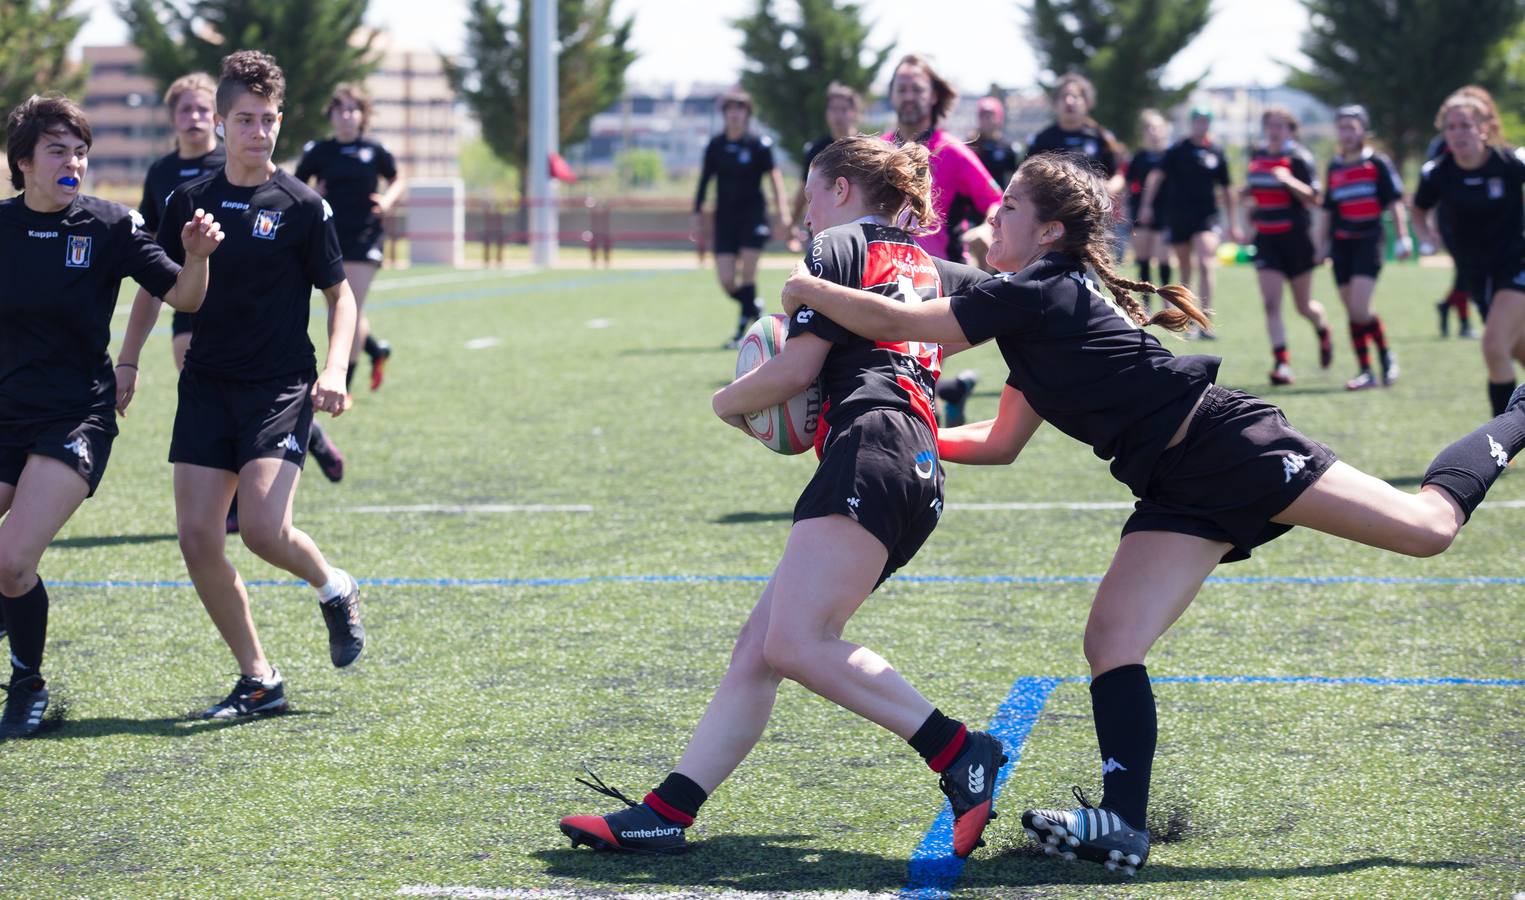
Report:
794,409,945,586
1123,385,1336,563
713,210,771,255
1253,230,1317,278
171,310,194,337
1457,260,1525,318
169,368,314,473
338,226,385,265
0,413,117,496
1166,211,1219,244
1330,235,1383,285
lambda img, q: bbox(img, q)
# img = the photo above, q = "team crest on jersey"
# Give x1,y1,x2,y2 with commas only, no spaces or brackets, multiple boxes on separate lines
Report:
358,146,374,163
739,149,752,164
1489,177,1505,200
64,235,92,268
1201,151,1218,169
253,209,282,239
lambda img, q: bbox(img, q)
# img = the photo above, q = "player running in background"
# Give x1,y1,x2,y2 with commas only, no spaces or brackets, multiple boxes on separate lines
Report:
694,87,792,348
1125,110,1172,299
1234,106,1332,386
789,82,861,247
1425,86,1502,338
782,151,1525,877
1314,104,1412,391
1025,73,1124,196
957,96,1022,272
120,51,365,719
295,83,405,392
1140,106,1233,335
0,95,222,738
1412,89,1525,414
560,136,1003,860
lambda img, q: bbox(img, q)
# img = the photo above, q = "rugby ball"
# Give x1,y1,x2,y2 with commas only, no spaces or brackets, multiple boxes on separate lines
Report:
734,314,821,455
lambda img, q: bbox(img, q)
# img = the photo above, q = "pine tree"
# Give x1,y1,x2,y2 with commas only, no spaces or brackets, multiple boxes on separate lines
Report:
0,0,89,136
733,0,893,166
117,0,378,155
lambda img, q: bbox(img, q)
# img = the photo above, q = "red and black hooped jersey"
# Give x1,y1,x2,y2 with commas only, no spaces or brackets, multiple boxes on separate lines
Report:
1247,142,1318,235
788,222,985,436
1414,146,1525,272
1323,149,1401,240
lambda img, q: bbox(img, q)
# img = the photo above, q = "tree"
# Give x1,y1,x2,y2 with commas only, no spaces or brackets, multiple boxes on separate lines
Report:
0,0,88,138
445,0,635,188
1024,0,1212,146
116,0,378,155
1290,0,1525,171
734,0,893,166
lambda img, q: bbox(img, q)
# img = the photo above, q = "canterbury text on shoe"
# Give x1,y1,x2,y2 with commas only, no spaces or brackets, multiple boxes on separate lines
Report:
1021,787,1151,876
939,730,1009,858
200,672,288,719
0,677,49,739
308,427,345,483
559,769,688,854
320,575,365,668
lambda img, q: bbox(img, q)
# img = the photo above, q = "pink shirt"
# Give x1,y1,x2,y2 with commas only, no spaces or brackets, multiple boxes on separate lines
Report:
883,128,1003,260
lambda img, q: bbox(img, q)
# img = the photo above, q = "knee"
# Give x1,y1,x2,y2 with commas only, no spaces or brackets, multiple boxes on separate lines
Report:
760,631,811,683
1083,621,1144,673
238,519,288,559
0,543,37,597
176,522,225,565
727,622,780,683
718,276,738,294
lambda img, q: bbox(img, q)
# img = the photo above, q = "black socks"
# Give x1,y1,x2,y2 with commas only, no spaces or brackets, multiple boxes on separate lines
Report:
1091,664,1155,829
730,284,760,316
1159,261,1172,285
2,578,48,682
647,772,707,826
1488,380,1518,417
909,707,968,772
1423,391,1525,521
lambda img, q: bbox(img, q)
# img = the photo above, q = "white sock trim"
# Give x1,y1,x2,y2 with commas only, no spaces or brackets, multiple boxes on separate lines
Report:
316,567,351,602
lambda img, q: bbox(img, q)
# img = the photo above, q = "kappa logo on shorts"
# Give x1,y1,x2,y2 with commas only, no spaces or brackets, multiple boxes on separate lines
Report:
63,436,90,466
1282,451,1312,483
65,235,91,268
845,496,861,509
279,433,303,454
914,449,936,480
796,308,815,324
253,209,282,239
1488,434,1509,468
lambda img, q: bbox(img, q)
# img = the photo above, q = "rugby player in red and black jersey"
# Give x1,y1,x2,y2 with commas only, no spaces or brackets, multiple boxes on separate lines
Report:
1234,106,1333,386
559,136,1004,859
0,95,222,738
1314,105,1412,391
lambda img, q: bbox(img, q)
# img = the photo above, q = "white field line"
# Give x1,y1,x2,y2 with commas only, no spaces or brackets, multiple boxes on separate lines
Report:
400,888,899,900
348,504,593,514
370,269,538,293
464,336,501,350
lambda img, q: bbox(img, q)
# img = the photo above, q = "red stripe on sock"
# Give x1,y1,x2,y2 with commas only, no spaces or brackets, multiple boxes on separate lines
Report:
928,724,968,772
643,792,694,827
1368,317,1387,350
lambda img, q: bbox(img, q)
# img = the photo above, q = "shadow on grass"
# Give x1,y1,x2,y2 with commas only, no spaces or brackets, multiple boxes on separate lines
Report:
27,708,331,741
713,511,793,525
535,833,906,892
963,850,1471,888
52,533,177,550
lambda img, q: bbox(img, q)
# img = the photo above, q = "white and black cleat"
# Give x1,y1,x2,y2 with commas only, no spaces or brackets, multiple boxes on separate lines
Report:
1021,787,1149,876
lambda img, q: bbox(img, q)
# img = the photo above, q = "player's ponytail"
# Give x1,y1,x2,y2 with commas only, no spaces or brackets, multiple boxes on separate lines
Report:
810,134,940,236
1018,154,1211,334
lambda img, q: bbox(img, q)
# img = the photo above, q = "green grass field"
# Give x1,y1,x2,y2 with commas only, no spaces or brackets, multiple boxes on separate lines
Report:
1,258,1521,899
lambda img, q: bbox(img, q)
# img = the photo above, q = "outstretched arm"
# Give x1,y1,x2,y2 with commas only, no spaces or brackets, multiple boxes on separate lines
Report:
938,384,1044,465
781,264,971,345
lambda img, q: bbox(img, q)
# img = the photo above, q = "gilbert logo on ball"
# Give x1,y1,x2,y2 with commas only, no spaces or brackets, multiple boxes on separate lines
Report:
734,314,821,455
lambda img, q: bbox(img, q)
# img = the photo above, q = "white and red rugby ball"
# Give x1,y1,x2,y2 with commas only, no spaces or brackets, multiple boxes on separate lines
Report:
734,314,821,455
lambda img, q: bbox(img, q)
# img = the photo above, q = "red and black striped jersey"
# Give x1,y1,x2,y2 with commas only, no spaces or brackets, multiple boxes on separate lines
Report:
788,221,985,437
1247,142,1318,235
1323,149,1401,240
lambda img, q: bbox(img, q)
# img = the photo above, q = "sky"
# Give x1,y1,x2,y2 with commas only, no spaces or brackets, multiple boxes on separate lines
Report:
74,0,1310,93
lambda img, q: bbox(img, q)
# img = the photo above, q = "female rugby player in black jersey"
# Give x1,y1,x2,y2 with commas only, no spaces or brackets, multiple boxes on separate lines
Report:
1412,89,1525,415
1026,73,1124,196
1125,110,1171,295
560,136,1004,859
0,95,222,738
296,83,405,392
121,51,366,720
694,87,793,347
783,152,1525,876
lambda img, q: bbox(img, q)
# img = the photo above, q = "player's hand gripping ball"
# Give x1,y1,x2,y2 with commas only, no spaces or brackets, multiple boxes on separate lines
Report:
734,314,821,454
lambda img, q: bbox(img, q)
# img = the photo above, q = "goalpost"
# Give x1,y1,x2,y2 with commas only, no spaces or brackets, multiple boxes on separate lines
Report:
528,0,559,267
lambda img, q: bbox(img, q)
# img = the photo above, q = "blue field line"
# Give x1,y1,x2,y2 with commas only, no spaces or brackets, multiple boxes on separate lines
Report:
46,571,1525,590
902,677,1063,899
898,671,1525,898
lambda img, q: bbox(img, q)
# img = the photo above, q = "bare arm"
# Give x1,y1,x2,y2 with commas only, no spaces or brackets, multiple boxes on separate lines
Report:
1139,170,1165,224
712,331,830,426
159,209,223,313
781,265,971,345
114,287,162,415
937,384,1044,465
375,167,407,216
1390,198,1413,257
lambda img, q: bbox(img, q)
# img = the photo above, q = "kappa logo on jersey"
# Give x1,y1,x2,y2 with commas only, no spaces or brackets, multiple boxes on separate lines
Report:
63,436,90,466
179,167,201,177
129,209,146,230
914,448,936,480
1101,757,1128,775
1282,451,1312,483
221,200,250,210
321,199,334,221
279,433,303,454
795,308,815,325
27,230,58,239
253,209,282,239
1488,434,1509,468
64,235,91,268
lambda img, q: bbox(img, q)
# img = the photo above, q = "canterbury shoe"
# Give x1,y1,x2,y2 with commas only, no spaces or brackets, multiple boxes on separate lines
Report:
200,671,287,719
559,770,688,854
308,423,345,483
0,676,48,739
367,338,392,391
938,730,1008,857
1269,362,1295,386
1345,370,1379,392
1022,787,1150,876
320,574,365,668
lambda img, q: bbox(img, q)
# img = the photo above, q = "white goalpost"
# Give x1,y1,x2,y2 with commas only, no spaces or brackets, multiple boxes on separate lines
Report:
528,0,560,267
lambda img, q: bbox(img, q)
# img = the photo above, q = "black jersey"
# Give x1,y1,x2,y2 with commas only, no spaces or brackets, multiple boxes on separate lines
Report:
1323,149,1402,240
1160,138,1229,218
695,133,775,216
1126,149,1167,211
1026,123,1117,177
1413,146,1525,271
971,136,1022,189
801,135,833,176
158,169,345,381
294,137,398,237
0,195,180,424
948,252,1219,495
789,221,986,434
138,145,226,235
1246,142,1319,235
